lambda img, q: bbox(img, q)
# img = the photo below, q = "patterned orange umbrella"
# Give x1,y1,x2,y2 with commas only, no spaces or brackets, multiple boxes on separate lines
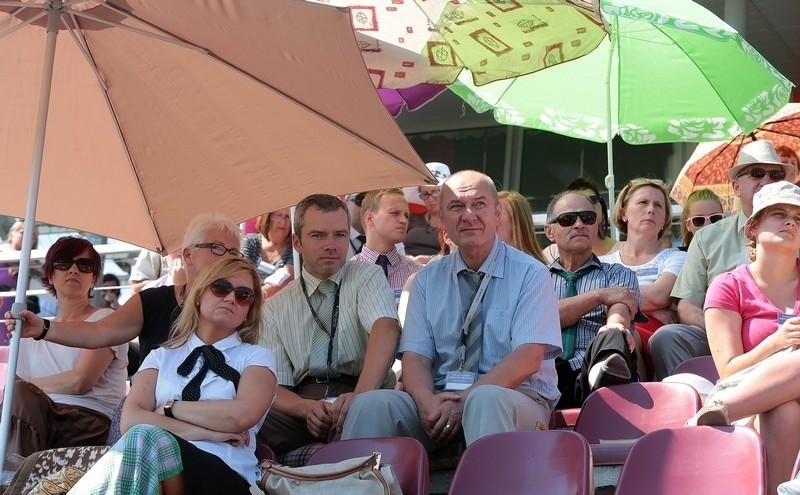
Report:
672,103,800,212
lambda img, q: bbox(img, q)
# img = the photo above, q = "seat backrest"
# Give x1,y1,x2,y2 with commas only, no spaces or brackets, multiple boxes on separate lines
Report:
575,382,701,444
672,356,720,383
255,443,276,462
448,431,592,495
0,346,9,364
307,437,429,495
615,426,766,495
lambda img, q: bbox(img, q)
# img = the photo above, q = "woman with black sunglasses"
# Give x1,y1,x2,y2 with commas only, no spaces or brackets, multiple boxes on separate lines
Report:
7,236,128,456
71,257,277,495
680,188,725,249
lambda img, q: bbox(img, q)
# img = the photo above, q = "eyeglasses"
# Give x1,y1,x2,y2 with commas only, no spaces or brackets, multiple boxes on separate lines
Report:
547,210,598,227
194,242,243,258
688,214,724,228
52,258,95,273
735,167,786,182
209,279,255,306
419,189,441,200
346,194,365,207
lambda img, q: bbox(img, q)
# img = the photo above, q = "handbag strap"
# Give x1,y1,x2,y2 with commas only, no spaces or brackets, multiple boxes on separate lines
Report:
258,452,389,495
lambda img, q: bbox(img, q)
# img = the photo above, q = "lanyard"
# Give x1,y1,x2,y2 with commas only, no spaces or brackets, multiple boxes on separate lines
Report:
457,245,501,371
300,275,341,397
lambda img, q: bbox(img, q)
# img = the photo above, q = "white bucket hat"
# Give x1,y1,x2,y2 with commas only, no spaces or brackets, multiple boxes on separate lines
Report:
728,140,790,180
744,180,800,235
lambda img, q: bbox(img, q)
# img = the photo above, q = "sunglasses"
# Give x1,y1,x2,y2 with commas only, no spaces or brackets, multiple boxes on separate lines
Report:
52,258,95,273
548,210,598,227
346,194,366,207
209,279,255,306
195,242,243,258
688,214,724,228
419,189,441,201
735,167,786,182
585,194,602,205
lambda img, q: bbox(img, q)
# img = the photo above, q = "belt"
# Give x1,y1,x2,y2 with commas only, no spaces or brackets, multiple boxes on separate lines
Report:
298,374,359,388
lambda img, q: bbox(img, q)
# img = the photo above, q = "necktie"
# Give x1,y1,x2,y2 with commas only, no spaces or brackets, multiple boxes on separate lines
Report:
461,270,484,373
355,235,366,254
376,254,390,278
178,345,240,401
308,279,338,377
554,267,594,360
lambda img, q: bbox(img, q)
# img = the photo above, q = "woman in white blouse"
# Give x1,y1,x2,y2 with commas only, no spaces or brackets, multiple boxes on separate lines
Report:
72,257,277,495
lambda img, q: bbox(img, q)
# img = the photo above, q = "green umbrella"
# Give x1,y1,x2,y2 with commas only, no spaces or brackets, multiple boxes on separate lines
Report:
450,0,793,214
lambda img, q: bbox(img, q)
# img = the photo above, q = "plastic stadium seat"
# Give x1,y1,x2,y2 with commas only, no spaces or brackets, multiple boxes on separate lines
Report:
574,382,701,465
256,444,276,462
307,437,429,495
448,431,592,495
672,356,720,383
615,426,766,495
0,346,9,363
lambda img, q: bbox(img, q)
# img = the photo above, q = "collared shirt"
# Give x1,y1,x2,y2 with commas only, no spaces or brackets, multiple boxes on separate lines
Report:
140,332,276,484
347,227,365,259
672,211,749,305
261,261,399,388
549,255,642,371
401,237,562,408
351,245,421,301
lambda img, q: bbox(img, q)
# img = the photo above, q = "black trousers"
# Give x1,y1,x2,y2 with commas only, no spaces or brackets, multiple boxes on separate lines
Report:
171,434,250,494
556,329,638,409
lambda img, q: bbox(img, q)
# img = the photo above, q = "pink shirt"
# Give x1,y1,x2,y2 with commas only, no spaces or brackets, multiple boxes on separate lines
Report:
705,260,800,352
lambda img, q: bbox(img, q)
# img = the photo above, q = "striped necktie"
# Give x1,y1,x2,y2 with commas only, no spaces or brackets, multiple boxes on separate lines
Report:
308,279,338,377
461,270,484,373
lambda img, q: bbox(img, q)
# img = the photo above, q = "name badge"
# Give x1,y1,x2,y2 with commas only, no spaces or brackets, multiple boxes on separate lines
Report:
394,289,402,306
444,371,476,391
778,313,799,325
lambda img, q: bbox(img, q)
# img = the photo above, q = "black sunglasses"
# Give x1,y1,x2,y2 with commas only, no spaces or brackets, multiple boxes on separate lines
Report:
586,194,602,205
194,242,243,258
53,258,95,273
689,214,724,228
548,211,598,227
209,279,255,306
736,167,786,182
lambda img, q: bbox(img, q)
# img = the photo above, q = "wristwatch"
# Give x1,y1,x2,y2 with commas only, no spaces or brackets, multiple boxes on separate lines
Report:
164,399,177,418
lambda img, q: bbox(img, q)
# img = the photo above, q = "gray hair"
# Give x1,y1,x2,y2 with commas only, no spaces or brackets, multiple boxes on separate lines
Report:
294,194,349,237
182,213,242,252
545,191,592,223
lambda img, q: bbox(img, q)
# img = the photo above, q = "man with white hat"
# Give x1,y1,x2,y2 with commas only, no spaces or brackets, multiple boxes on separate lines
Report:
651,140,796,379
404,162,452,259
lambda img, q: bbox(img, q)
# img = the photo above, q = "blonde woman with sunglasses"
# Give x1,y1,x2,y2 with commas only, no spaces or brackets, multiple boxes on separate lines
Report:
680,189,724,249
601,178,686,379
71,257,277,495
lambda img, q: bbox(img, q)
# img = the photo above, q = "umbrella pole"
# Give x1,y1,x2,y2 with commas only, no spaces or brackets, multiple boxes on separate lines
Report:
0,1,61,472
604,28,618,240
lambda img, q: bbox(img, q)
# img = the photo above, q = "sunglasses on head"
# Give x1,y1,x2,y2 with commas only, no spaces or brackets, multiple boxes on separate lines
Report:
688,214,724,228
585,194,602,205
53,258,95,273
194,242,243,258
209,279,255,306
548,210,598,227
736,167,786,181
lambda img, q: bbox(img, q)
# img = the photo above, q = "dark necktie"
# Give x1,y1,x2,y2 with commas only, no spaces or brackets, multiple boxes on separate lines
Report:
177,345,240,401
461,270,484,373
376,254,390,278
355,235,366,254
554,267,594,360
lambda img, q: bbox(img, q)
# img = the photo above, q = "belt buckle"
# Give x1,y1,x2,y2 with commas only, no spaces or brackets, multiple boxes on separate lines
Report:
315,377,329,384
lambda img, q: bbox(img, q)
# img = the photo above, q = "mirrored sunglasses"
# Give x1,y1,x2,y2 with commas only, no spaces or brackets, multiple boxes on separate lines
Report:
52,258,95,273
736,167,786,182
209,279,255,306
548,210,598,227
689,214,724,228
195,242,243,258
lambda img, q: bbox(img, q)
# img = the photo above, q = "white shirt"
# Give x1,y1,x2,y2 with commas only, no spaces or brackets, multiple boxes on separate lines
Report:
140,333,276,484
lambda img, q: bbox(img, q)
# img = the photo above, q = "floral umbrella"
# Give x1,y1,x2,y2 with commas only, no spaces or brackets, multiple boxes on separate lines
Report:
671,103,800,211
310,0,608,88
449,0,793,212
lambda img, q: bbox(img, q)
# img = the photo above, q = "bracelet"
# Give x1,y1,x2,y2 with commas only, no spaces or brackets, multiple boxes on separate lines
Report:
34,318,50,341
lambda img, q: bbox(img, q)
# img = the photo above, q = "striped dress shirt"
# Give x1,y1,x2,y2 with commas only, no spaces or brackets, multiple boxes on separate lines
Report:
260,261,399,388
548,256,642,371
401,238,563,408
351,246,421,298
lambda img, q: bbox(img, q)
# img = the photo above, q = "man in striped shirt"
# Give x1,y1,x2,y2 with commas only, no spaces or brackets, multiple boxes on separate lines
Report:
257,194,400,456
342,171,562,450
351,189,421,306
544,191,642,408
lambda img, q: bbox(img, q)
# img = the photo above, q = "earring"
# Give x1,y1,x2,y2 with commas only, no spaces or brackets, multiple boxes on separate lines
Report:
89,284,95,298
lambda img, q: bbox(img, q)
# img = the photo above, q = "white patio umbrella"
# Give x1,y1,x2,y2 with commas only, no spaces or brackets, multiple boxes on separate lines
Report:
0,0,432,466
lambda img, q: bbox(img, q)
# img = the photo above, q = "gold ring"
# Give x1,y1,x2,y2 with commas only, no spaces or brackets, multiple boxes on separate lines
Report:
445,424,451,429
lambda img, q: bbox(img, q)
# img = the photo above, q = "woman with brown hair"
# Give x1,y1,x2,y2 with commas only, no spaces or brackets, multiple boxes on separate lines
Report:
498,190,546,264
241,208,294,298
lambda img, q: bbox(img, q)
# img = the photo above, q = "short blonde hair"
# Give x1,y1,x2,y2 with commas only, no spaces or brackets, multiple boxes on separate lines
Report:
163,257,263,348
360,188,406,226
612,178,672,239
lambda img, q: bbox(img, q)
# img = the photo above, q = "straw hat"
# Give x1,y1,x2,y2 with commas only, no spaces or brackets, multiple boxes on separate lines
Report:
727,140,789,180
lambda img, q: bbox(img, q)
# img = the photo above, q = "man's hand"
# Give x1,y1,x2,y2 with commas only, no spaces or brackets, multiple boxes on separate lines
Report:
330,392,358,432
305,400,334,439
429,397,464,443
596,287,638,317
417,392,462,441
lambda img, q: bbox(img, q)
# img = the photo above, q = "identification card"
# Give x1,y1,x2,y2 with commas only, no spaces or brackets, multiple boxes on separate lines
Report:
778,313,799,325
444,371,476,391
